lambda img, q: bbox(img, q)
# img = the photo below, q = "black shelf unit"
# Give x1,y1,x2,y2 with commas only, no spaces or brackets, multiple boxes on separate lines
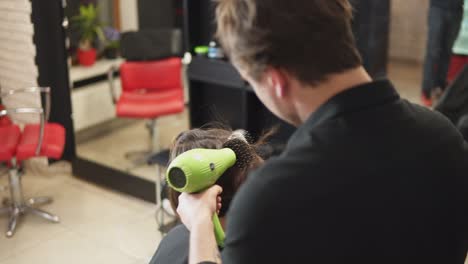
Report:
184,0,297,150
188,57,247,90
187,57,296,151
183,0,216,53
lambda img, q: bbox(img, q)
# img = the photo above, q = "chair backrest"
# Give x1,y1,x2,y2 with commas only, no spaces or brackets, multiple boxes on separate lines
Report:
120,57,182,92
120,29,182,61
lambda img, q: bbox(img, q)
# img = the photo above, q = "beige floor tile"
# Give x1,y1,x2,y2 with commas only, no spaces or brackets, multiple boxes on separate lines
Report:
0,172,163,263
36,177,163,261
387,60,423,104
0,167,69,201
0,212,69,262
0,167,74,262
27,181,140,232
72,211,163,263
0,157,164,264
0,230,139,264
64,175,156,214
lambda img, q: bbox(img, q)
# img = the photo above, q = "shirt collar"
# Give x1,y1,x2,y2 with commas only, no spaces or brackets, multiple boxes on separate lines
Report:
302,79,400,130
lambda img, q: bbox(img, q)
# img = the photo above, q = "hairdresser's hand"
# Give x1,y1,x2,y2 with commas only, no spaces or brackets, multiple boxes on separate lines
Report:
177,185,223,231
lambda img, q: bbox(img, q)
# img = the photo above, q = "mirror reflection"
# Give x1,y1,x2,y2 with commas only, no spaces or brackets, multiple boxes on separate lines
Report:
67,0,188,183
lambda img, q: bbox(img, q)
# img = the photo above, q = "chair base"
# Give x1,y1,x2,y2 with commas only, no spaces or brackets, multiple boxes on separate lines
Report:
0,199,59,237
124,119,159,170
0,164,59,238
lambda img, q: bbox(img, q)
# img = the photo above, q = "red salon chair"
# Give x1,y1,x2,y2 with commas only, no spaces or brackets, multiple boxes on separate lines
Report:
108,57,185,167
0,87,65,237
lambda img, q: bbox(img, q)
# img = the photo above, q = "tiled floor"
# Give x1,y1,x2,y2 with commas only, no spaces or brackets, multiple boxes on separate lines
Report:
0,162,166,264
387,60,423,104
2,60,464,264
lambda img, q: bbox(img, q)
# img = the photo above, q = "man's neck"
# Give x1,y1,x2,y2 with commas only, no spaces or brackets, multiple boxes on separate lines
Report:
293,66,372,124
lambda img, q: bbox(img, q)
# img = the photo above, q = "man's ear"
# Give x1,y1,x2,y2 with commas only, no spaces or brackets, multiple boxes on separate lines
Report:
264,68,289,98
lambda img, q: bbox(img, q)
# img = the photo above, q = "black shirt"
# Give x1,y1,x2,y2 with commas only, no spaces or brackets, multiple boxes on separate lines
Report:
222,80,468,263
150,225,223,264
431,0,464,11
150,225,190,264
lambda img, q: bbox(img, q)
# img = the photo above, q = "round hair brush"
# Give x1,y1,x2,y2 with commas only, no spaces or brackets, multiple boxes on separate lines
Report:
166,138,253,247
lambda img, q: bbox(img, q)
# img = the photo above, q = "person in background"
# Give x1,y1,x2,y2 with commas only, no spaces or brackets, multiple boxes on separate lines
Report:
149,127,272,264
422,0,464,106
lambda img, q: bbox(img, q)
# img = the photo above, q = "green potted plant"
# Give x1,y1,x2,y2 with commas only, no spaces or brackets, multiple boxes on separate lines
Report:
71,4,104,66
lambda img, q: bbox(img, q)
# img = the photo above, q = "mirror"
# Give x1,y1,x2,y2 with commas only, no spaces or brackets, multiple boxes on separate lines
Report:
66,0,188,201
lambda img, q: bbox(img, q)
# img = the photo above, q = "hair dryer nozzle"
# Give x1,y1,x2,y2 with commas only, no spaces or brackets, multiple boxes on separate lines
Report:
167,167,187,189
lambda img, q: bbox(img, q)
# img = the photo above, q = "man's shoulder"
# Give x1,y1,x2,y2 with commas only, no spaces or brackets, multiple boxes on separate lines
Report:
407,101,463,138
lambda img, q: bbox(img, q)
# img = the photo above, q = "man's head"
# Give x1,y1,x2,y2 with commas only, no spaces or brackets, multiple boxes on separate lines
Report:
215,0,363,124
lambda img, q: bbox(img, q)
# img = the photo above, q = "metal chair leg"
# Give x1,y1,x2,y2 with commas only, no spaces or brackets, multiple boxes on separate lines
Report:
148,119,159,152
27,197,53,207
1,160,60,238
26,207,60,223
6,207,20,238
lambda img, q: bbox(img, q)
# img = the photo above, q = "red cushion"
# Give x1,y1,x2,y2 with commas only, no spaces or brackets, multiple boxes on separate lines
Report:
0,125,21,161
16,123,65,161
119,89,182,102
447,55,468,83
120,58,182,92
116,90,184,118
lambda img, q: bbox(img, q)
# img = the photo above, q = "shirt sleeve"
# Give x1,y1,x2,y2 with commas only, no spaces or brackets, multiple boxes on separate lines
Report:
149,225,190,264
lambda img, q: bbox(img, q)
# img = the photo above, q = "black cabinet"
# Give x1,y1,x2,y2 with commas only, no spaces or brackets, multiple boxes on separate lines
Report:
138,0,185,30
183,0,216,52
184,0,296,151
188,57,295,151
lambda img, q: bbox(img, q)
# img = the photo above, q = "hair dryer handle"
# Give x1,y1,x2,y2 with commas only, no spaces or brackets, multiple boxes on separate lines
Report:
213,214,225,248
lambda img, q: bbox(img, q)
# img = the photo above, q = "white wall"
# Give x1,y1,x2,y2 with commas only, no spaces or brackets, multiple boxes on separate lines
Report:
119,0,139,31
0,0,40,123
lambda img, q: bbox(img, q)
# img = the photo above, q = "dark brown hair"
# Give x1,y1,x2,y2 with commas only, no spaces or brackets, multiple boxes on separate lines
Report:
215,0,362,85
168,124,274,217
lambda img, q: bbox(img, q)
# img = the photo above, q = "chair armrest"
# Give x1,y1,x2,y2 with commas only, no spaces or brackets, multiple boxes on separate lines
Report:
108,66,118,104
1,87,51,121
0,107,45,156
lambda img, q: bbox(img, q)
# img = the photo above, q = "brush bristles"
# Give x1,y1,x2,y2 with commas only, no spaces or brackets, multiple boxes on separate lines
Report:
223,138,254,169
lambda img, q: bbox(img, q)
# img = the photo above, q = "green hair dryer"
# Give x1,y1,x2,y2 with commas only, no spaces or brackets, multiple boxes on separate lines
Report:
166,148,237,247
